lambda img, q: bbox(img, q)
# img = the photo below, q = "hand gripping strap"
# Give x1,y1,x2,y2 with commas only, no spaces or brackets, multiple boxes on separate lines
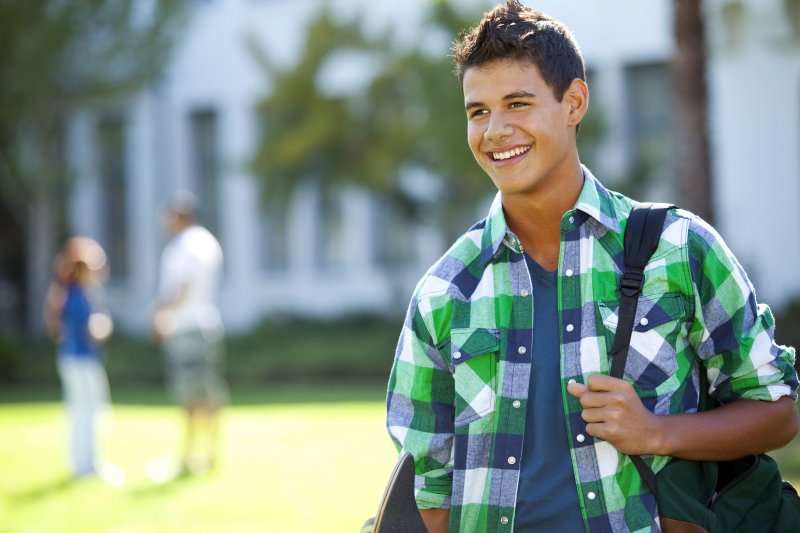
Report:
608,202,675,500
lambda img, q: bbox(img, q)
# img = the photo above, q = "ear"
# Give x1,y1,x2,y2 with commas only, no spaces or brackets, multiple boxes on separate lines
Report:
564,78,589,127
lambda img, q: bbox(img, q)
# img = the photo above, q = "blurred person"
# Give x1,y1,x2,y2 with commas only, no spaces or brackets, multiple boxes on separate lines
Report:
43,237,114,480
152,191,226,475
385,2,799,532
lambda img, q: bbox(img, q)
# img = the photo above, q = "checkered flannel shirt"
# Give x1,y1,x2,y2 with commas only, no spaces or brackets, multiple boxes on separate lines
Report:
386,167,798,532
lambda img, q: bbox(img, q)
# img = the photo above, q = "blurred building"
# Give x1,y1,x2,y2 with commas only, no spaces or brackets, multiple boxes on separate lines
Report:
62,0,800,333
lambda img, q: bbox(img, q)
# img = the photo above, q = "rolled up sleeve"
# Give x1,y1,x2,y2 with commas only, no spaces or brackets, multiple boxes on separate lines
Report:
687,216,798,403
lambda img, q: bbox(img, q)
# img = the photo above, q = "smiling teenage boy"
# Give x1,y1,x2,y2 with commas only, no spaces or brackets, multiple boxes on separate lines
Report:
385,2,799,532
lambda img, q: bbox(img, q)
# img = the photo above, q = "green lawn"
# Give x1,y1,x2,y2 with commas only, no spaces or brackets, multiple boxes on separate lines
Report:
3,384,800,533
0,384,397,533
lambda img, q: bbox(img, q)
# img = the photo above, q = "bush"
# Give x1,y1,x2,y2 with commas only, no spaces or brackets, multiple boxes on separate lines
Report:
225,313,401,383
0,314,403,386
0,334,56,384
774,298,800,353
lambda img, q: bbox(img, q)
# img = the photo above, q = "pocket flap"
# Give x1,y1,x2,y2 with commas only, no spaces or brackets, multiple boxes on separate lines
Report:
451,328,500,364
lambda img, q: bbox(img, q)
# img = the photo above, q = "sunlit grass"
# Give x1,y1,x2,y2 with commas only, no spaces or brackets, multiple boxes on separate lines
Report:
0,384,397,533
2,385,800,533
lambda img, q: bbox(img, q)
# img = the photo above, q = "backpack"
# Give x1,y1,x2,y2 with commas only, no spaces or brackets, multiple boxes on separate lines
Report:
612,203,800,533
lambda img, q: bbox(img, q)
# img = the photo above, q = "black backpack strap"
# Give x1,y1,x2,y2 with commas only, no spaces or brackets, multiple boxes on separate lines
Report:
608,202,675,500
609,203,676,379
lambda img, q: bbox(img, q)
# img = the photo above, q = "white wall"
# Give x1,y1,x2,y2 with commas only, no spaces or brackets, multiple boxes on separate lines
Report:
706,0,800,304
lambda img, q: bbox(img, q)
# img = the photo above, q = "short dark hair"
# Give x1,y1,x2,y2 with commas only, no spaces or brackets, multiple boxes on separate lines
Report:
452,0,585,102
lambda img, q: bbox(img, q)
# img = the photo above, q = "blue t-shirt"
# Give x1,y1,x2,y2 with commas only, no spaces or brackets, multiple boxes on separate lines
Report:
58,283,97,358
513,254,584,531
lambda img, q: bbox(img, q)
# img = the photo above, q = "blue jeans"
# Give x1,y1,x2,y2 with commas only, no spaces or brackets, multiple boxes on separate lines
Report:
57,356,109,477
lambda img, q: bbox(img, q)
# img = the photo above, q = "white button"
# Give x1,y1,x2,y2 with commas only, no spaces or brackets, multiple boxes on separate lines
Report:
453,351,461,359
507,456,516,465
568,378,577,384
512,400,521,408
566,324,574,332
640,317,649,326
521,289,529,297
587,491,596,500
565,269,574,277
569,216,575,224
500,516,509,525
576,434,586,443
517,346,526,355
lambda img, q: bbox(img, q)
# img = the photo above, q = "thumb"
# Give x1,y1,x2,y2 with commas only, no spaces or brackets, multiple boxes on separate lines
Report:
567,381,588,398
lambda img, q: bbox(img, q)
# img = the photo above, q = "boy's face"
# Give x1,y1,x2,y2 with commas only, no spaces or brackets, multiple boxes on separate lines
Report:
463,58,581,198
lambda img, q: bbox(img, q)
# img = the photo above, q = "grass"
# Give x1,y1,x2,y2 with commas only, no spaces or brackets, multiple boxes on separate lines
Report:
0,383,397,533
3,384,800,533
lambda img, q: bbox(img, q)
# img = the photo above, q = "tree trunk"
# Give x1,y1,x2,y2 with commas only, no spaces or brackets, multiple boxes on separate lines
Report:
672,0,714,224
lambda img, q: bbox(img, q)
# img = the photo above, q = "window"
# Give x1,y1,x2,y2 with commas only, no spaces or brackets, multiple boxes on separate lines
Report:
624,62,674,199
189,109,220,236
259,198,289,272
371,197,412,269
316,188,346,272
97,116,128,278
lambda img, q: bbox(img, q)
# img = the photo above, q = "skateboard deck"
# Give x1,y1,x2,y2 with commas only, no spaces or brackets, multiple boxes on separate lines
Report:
367,452,427,533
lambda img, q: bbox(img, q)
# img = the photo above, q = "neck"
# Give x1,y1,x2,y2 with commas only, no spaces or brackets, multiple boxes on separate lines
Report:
501,164,584,271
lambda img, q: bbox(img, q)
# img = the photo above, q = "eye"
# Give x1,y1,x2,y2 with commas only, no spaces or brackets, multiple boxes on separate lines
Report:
509,101,529,109
468,108,488,119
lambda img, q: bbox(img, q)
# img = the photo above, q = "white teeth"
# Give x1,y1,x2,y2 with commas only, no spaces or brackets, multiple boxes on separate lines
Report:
492,146,530,160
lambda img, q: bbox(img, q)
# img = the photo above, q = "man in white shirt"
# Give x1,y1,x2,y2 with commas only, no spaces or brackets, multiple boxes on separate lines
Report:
153,191,226,474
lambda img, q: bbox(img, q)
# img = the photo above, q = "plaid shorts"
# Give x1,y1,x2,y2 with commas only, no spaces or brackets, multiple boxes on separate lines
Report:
164,329,228,406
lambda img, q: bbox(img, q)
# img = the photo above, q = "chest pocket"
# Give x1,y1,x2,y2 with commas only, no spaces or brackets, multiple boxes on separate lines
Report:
451,327,499,427
597,293,686,391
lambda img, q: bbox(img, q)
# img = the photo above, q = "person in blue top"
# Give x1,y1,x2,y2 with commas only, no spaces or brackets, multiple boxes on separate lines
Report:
44,237,114,479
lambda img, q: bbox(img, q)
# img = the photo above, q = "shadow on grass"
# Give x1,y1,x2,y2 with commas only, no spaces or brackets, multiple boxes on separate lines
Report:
7,475,77,503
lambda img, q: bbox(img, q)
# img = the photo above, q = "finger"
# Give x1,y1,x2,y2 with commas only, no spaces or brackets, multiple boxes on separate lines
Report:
567,381,588,398
584,421,607,439
586,373,632,393
578,391,612,409
580,406,612,424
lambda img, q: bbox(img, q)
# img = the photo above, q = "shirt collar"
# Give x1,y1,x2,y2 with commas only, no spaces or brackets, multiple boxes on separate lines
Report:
479,165,623,266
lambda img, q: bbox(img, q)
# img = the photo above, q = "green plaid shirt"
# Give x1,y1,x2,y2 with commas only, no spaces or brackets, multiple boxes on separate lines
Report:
386,167,798,532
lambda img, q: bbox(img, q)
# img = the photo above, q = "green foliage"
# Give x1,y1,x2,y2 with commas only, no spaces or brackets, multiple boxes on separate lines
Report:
249,2,493,227
226,314,400,383
0,0,188,217
774,297,800,353
0,0,188,332
0,334,56,384
0,315,403,386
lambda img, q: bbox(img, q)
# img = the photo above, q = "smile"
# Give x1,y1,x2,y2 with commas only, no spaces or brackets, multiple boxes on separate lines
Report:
490,146,531,161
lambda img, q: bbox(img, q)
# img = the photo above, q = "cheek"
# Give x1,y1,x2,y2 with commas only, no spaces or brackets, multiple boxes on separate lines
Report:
467,125,483,154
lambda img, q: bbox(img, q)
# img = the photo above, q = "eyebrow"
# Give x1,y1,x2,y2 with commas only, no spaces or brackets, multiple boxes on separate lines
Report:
464,90,538,111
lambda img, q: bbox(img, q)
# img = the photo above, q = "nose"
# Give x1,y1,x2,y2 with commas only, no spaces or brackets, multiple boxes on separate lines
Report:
484,114,513,142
